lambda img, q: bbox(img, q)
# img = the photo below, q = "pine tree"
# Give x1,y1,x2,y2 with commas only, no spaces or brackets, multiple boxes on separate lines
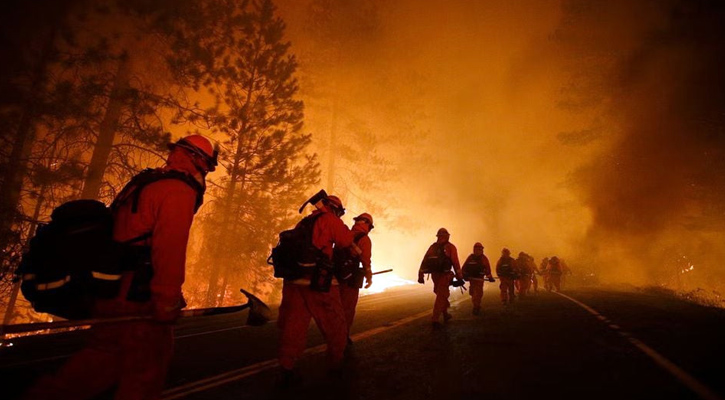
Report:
195,0,318,306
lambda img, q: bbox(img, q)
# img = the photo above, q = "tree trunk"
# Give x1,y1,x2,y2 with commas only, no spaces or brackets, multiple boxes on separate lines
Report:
2,188,45,333
326,95,339,192
216,269,229,307
0,27,57,253
205,61,258,305
80,56,131,200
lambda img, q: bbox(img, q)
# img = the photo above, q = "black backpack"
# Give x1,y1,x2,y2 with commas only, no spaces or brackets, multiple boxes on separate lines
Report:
17,168,204,320
268,213,324,280
462,254,484,279
420,242,452,273
497,258,516,279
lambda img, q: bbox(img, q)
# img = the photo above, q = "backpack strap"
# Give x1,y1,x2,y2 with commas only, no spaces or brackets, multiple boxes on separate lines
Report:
436,242,451,265
111,169,205,214
300,212,324,232
353,231,368,244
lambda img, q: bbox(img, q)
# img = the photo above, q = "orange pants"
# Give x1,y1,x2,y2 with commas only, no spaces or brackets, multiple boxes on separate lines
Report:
499,277,515,304
431,271,453,322
23,321,173,400
468,279,484,310
278,282,348,370
517,275,532,298
339,284,360,332
550,274,562,291
543,274,551,291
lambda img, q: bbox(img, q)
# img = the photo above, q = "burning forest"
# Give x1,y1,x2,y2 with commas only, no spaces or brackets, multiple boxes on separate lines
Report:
2,0,725,327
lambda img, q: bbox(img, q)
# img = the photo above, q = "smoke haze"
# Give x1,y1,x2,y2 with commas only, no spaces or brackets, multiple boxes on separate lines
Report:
275,0,725,292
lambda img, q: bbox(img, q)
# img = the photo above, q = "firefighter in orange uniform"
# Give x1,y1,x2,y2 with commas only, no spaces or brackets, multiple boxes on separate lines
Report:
529,254,540,293
496,248,517,305
461,242,494,315
418,228,463,326
540,257,551,291
515,251,533,299
548,256,564,292
335,213,374,344
24,135,216,400
277,195,354,385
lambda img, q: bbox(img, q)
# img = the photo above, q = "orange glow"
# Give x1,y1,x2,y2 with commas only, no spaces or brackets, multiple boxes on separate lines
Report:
360,273,416,296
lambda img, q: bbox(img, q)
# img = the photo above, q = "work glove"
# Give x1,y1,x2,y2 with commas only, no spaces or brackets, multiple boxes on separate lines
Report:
364,270,373,289
418,272,425,284
451,278,466,287
153,294,187,324
455,273,463,281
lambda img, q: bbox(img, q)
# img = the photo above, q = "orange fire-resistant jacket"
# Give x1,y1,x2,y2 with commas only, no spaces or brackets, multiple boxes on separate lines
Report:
309,209,354,260
108,152,202,318
351,223,372,272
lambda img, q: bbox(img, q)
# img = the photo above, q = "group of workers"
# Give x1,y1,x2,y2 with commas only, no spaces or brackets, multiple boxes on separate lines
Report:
22,135,378,398
20,134,572,399
418,228,571,325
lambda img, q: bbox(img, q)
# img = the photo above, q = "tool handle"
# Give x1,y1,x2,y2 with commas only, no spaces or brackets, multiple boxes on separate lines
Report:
1,303,252,335
372,269,393,275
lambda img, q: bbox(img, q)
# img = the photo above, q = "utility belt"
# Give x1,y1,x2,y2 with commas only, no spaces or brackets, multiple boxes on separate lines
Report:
339,267,365,289
335,256,366,289
120,245,154,302
288,257,338,293
420,264,452,274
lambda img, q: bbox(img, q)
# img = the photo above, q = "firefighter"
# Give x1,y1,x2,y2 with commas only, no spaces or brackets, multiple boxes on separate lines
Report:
335,213,374,344
461,242,493,315
515,251,533,299
277,194,354,386
529,254,540,293
548,256,564,292
540,257,551,291
24,135,217,400
496,248,517,305
418,228,463,326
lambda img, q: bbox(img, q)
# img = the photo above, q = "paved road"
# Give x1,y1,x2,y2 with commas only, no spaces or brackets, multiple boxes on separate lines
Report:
3,284,724,400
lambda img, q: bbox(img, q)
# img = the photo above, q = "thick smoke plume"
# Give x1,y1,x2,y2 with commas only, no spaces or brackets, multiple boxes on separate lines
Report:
276,0,725,294
560,0,725,291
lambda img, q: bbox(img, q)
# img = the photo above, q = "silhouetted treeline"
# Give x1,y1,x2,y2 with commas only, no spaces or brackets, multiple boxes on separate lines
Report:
0,0,317,320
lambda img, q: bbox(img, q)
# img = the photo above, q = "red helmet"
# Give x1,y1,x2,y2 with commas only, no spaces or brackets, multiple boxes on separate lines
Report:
324,195,345,216
436,228,450,237
354,213,374,229
474,242,483,249
168,135,218,171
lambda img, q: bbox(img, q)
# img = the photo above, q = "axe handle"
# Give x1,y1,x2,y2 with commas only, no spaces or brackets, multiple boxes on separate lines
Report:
180,303,251,317
1,303,252,335
372,269,393,275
